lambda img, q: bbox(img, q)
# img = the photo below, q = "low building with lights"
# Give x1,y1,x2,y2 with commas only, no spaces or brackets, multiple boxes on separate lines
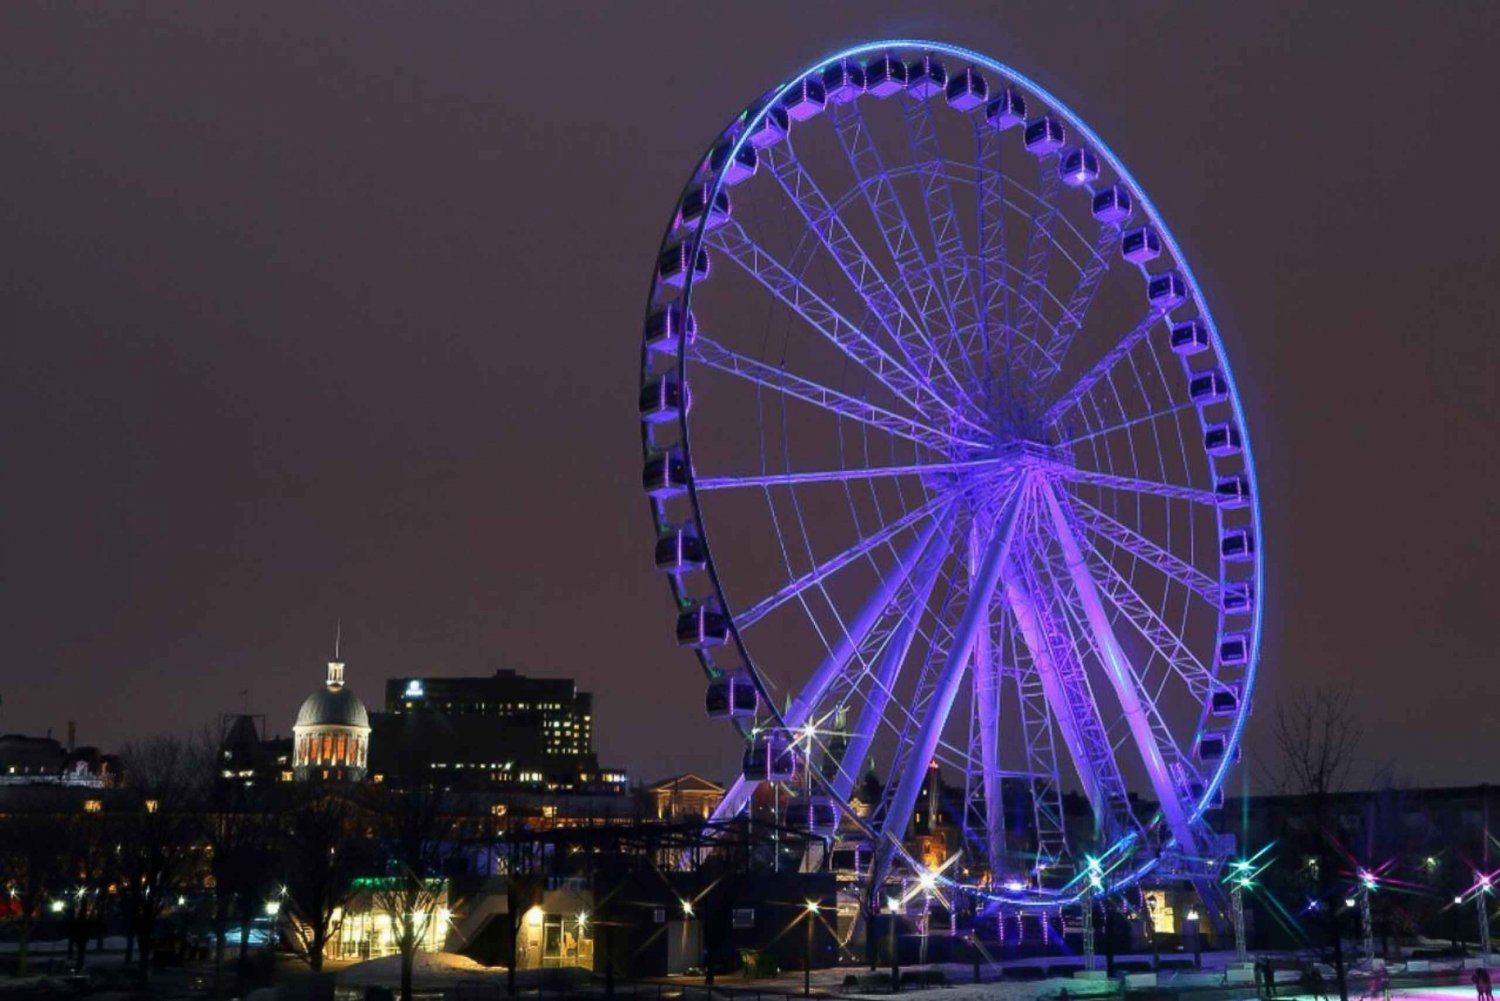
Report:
647,774,725,821
323,878,453,961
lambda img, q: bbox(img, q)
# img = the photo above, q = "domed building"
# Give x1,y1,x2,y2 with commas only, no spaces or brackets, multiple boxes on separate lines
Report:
292,659,371,782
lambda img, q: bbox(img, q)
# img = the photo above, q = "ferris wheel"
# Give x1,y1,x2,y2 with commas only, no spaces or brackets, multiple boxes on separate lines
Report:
637,39,1262,907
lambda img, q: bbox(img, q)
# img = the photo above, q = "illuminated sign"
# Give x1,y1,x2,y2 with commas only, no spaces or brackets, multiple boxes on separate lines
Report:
404,679,425,699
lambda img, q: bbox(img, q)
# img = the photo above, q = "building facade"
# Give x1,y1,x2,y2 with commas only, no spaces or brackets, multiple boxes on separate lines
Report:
292,659,371,782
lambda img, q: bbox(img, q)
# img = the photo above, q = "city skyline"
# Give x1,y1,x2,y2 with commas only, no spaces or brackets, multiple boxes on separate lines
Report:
4,1,1500,791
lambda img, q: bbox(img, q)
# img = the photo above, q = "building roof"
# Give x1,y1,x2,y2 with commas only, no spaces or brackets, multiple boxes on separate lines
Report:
647,773,724,794
295,686,369,730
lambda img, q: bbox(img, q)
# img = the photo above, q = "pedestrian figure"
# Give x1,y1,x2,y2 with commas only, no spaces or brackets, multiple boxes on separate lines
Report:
1309,967,1329,1001
1254,960,1265,998
1263,958,1276,999
1473,966,1492,1001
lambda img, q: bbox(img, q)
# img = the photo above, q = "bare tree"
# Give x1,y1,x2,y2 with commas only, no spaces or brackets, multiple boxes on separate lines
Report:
60,808,113,972
0,800,68,976
1268,683,1363,800
501,830,547,999
117,734,213,983
371,784,466,1001
1266,683,1365,1001
203,779,281,996
280,786,373,972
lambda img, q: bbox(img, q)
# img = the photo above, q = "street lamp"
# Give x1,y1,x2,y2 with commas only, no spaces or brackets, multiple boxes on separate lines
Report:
886,896,901,994
804,901,820,996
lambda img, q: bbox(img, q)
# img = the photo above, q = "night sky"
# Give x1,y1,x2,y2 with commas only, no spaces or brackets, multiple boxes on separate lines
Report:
4,2,1498,790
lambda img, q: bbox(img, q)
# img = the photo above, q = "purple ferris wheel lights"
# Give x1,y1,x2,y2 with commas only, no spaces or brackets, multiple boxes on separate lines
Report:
638,39,1263,908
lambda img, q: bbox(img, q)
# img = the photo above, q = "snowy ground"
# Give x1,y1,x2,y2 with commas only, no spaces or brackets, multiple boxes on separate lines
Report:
337,952,499,988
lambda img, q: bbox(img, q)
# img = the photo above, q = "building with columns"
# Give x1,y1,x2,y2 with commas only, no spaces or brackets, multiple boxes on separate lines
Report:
292,659,371,782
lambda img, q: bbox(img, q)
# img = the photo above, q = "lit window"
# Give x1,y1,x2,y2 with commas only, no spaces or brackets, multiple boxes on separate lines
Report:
145,799,160,813
83,799,102,813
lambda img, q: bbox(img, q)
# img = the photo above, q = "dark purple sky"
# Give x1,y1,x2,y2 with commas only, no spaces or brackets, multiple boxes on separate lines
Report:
3,1,1498,789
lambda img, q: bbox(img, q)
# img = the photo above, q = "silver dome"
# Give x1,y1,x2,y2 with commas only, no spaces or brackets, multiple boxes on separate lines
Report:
294,686,370,730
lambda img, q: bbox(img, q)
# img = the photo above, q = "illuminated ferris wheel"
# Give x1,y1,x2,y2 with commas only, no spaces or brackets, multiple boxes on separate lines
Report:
637,39,1262,907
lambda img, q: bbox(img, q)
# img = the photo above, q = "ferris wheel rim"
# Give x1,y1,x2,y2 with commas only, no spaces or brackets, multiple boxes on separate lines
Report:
640,38,1264,905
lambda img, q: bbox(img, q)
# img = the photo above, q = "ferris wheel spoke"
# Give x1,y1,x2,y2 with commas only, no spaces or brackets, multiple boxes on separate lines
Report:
760,141,984,425
1074,536,1215,700
1002,653,1072,870
688,336,981,453
1039,309,1164,429
694,455,1005,492
829,103,961,380
1054,467,1219,506
1006,158,1065,388
1038,480,1202,856
1003,550,1135,840
902,95,985,396
1056,399,1197,449
1027,224,1123,408
871,482,1027,886
705,220,986,435
734,495,948,630
964,519,1009,872
974,122,1010,407
829,527,952,800
1067,496,1219,602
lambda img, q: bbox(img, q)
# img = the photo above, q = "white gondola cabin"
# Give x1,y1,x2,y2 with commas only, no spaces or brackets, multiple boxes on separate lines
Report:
1219,633,1250,667
655,525,706,574
645,304,696,355
1222,581,1254,614
1060,147,1100,187
658,242,710,289
743,729,797,782
906,55,948,99
1210,685,1241,717
639,376,685,424
865,52,908,97
945,67,988,111
1197,733,1227,763
1147,270,1187,310
745,103,789,149
1023,116,1066,154
643,450,687,500
986,88,1026,129
676,601,729,648
783,76,826,122
1215,474,1251,509
1188,368,1229,405
708,140,758,186
822,60,866,104
1169,319,1210,355
1220,528,1255,563
1204,422,1243,457
786,797,840,836
677,185,731,233
1121,226,1163,264
1092,185,1133,223
705,671,758,720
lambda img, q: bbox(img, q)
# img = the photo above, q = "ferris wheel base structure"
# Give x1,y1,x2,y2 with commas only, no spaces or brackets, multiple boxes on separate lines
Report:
636,39,1264,923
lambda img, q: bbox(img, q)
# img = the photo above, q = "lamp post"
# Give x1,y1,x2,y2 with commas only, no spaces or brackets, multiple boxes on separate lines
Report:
1477,874,1493,966
887,896,900,994
1357,870,1376,968
804,901,819,997
1228,859,1253,966
1186,908,1202,970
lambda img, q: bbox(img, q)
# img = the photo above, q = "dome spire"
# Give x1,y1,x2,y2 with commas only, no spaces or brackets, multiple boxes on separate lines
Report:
327,619,345,690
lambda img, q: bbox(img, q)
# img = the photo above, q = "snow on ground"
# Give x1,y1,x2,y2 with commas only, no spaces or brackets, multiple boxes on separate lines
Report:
336,952,500,987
